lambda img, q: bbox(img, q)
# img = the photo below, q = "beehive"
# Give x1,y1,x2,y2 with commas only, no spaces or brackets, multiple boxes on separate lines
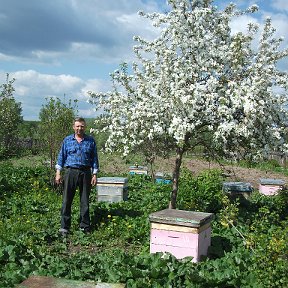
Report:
149,209,213,262
155,172,172,184
223,182,253,199
259,178,285,196
97,177,128,203
128,165,148,175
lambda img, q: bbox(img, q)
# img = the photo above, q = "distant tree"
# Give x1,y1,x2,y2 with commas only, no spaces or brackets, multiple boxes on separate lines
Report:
18,121,41,155
39,97,77,169
18,121,39,139
89,0,288,209
0,74,23,158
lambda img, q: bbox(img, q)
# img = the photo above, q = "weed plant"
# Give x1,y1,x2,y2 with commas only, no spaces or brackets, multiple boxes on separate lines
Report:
0,162,287,287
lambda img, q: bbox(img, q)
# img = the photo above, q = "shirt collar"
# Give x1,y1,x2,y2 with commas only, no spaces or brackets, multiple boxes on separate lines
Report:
72,133,87,140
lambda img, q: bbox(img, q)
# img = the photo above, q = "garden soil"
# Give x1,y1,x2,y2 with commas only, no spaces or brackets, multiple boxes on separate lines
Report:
104,156,288,190
182,158,288,190
69,152,288,190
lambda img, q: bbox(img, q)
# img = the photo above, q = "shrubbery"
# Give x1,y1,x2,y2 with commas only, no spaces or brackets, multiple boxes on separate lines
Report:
0,163,287,287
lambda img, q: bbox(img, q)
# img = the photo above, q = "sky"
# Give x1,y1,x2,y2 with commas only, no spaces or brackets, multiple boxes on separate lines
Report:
0,0,287,121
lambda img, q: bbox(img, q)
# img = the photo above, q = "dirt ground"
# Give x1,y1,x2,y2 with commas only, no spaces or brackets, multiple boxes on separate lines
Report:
101,154,288,190
183,158,288,189
152,157,288,190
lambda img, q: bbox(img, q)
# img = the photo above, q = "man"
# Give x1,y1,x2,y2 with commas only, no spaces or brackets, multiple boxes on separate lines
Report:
55,117,99,236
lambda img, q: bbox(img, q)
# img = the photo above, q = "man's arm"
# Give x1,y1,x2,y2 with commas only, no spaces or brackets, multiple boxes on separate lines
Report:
91,138,100,174
55,139,66,184
91,139,99,186
55,169,62,184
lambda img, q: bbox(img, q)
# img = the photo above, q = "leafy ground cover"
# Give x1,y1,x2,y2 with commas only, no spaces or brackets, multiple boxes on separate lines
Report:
0,161,287,287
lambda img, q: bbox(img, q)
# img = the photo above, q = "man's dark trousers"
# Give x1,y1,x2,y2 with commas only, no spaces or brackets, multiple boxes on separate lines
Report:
61,168,92,231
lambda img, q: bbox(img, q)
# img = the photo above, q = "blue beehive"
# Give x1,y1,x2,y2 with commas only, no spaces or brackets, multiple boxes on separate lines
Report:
129,165,148,175
155,172,172,184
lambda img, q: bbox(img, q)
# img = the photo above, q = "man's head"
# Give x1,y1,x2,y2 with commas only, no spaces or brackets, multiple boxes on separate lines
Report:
73,117,86,137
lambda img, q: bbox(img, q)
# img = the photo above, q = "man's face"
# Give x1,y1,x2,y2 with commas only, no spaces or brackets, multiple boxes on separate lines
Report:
73,121,86,136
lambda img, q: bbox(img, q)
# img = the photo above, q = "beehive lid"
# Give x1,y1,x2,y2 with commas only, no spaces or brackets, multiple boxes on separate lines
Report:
155,172,173,179
155,172,164,178
259,178,285,185
129,165,148,170
149,209,213,228
223,182,253,192
97,177,128,184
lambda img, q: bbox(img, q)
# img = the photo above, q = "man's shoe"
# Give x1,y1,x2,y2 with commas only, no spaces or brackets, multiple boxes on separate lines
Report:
80,227,90,234
59,228,69,237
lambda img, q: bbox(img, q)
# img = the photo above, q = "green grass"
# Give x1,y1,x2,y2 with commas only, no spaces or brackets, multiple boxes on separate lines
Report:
0,161,287,287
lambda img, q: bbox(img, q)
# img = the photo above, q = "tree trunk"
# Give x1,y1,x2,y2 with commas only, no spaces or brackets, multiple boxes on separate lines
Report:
146,154,155,180
169,147,185,209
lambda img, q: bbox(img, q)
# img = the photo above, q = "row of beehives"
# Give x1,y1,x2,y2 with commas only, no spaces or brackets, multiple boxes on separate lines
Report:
129,165,173,184
96,166,285,263
96,177,286,203
96,165,172,203
127,165,286,196
97,165,211,262
96,176,213,263
223,178,286,198
97,164,286,202
127,165,287,197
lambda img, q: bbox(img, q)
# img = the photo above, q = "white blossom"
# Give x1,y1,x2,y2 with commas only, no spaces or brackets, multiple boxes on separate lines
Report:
88,0,288,197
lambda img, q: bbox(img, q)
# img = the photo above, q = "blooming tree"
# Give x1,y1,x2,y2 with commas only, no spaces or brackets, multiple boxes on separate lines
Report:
89,0,288,208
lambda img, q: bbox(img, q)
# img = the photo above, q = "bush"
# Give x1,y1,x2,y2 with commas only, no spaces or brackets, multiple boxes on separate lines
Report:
177,168,225,213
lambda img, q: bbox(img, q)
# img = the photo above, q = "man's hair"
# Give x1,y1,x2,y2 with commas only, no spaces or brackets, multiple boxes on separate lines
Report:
74,117,86,124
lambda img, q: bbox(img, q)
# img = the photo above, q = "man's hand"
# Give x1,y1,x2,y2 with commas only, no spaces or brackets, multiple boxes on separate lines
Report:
55,170,62,185
91,174,97,186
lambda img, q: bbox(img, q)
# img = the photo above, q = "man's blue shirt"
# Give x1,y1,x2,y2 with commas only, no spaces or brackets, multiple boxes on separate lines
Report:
56,134,99,174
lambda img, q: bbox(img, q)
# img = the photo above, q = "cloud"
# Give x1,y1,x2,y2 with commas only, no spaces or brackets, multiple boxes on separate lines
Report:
260,13,288,49
0,0,287,120
0,0,162,65
271,0,288,12
0,0,165,120
0,70,110,120
230,14,260,35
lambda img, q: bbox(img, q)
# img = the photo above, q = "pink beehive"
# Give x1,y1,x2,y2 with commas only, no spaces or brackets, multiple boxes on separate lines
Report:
259,178,285,196
149,209,213,262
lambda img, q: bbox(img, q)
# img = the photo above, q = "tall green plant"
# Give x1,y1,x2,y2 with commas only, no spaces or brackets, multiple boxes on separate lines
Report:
39,97,77,169
177,168,225,213
0,74,23,158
